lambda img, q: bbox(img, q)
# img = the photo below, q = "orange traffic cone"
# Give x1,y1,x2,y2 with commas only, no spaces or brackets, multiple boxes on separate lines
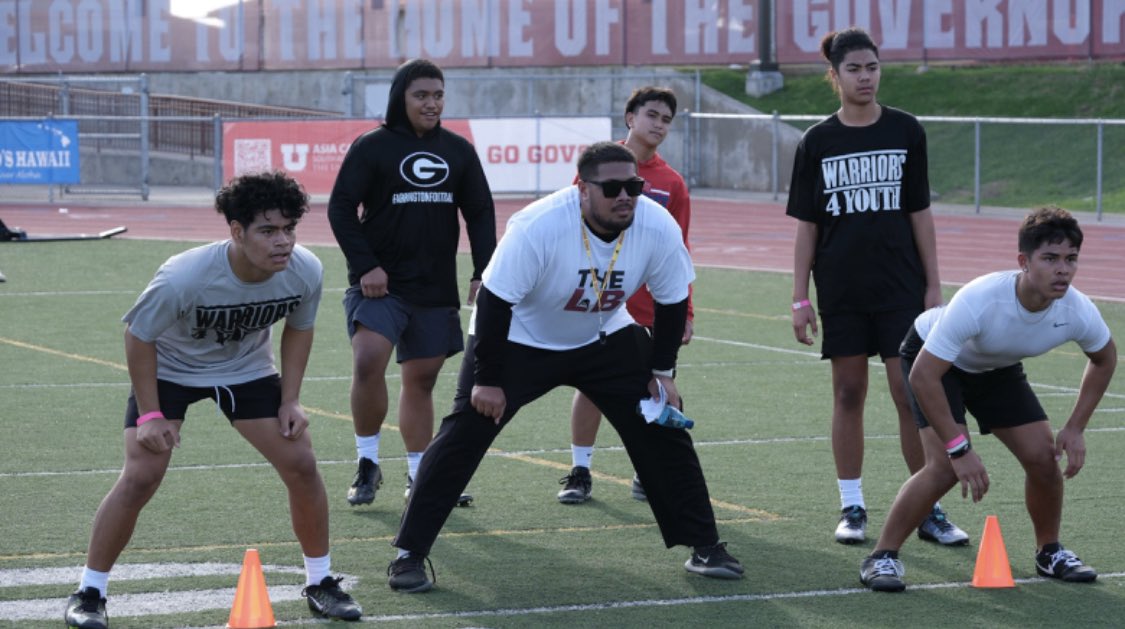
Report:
972,515,1015,588
227,549,276,628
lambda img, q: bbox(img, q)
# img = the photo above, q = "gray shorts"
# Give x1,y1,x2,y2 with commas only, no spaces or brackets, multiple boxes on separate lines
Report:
343,287,464,363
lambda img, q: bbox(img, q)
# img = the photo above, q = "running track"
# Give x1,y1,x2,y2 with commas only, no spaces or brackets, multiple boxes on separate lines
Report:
3,196,1124,302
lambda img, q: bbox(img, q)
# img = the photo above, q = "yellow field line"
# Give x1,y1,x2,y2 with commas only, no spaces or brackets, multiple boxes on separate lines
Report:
501,452,780,520
0,516,767,563
0,336,127,372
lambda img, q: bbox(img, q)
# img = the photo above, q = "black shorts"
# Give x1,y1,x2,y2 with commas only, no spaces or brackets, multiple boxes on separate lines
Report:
820,308,919,360
899,326,1046,435
124,374,283,428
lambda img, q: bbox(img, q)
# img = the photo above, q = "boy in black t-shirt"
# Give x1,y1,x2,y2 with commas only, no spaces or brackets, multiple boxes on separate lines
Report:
787,27,965,547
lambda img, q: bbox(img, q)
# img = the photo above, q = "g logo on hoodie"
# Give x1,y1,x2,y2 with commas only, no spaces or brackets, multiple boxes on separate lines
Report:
400,152,450,187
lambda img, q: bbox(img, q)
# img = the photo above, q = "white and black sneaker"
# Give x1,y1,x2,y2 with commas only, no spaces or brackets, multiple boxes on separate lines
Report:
1035,544,1097,583
917,506,970,546
557,466,592,504
835,505,867,544
860,550,906,592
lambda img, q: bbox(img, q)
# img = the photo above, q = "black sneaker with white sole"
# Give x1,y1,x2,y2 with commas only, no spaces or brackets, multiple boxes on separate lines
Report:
346,457,383,505
684,541,744,579
1035,544,1097,583
557,466,592,504
387,553,435,593
302,576,362,620
64,587,107,629
860,550,906,592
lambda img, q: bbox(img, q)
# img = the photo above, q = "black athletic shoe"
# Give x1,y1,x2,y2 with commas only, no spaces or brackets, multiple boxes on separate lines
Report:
557,466,592,504
387,554,435,593
302,576,362,620
835,505,868,544
630,473,647,501
860,551,906,592
684,541,744,579
1035,545,1098,583
346,457,382,505
64,587,107,629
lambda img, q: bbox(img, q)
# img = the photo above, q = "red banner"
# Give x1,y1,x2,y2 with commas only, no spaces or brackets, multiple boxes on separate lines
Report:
3,1,1123,74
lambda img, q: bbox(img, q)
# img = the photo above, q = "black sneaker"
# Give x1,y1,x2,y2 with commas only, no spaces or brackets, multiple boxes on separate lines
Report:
684,541,744,579
630,473,647,501
64,587,107,629
1035,545,1097,583
860,551,906,592
557,466,592,504
835,505,867,544
387,553,435,593
302,576,362,620
405,475,474,507
346,457,382,505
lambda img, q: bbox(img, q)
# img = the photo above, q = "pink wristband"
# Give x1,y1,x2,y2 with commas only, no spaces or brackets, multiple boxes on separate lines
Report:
945,433,967,451
791,299,811,311
137,411,165,426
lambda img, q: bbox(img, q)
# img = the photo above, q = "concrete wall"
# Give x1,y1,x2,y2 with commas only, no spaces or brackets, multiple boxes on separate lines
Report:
67,67,802,191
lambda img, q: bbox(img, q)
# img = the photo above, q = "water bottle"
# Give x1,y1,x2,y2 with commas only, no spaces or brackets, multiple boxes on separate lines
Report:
654,405,694,429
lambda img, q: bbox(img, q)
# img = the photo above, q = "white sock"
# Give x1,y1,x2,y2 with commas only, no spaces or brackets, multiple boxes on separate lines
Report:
571,445,594,469
933,501,943,513
79,567,109,597
303,554,331,586
407,451,423,480
355,433,380,464
396,548,410,559
838,478,864,510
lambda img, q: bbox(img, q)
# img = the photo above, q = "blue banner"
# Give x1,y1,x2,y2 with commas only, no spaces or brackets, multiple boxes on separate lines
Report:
0,120,81,184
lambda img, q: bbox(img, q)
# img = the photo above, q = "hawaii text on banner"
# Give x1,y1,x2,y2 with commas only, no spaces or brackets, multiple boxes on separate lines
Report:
0,120,81,184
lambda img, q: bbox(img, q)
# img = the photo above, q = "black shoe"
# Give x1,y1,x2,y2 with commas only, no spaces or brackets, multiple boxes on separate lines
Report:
64,587,107,629
557,466,592,504
405,474,474,507
1036,545,1098,583
346,457,382,505
630,473,647,501
835,505,867,544
387,553,435,593
860,551,906,592
302,576,362,620
684,541,744,579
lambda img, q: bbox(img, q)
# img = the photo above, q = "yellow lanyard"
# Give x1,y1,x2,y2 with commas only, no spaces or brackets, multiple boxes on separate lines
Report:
580,217,624,343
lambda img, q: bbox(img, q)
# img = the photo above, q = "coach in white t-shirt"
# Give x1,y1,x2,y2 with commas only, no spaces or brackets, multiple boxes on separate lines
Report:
385,142,743,593
859,206,1117,593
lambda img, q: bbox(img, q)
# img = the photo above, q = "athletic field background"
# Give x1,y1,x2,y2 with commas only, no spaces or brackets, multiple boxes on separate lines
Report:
1,214,1124,626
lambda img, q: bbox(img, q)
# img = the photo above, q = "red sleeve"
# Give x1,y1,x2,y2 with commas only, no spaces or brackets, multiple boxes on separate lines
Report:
668,177,694,320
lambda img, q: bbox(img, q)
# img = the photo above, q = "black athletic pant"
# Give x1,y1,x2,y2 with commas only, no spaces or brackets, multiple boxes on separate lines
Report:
392,325,721,556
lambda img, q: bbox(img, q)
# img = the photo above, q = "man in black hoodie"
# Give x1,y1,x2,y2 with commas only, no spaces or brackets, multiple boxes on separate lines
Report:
328,59,496,507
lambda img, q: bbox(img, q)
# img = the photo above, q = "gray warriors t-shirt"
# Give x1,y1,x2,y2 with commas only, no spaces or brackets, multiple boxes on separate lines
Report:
123,241,323,387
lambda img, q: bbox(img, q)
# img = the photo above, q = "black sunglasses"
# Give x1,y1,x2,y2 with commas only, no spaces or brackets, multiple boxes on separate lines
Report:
583,177,645,197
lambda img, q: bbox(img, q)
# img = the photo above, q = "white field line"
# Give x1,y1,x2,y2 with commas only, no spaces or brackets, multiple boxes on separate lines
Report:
4,562,1121,624
0,563,356,622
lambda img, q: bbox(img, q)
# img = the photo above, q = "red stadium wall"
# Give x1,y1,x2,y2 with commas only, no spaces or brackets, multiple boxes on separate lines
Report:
2,0,1123,74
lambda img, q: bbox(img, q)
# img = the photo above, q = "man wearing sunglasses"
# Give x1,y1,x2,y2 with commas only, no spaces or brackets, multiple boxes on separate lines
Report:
386,141,742,593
